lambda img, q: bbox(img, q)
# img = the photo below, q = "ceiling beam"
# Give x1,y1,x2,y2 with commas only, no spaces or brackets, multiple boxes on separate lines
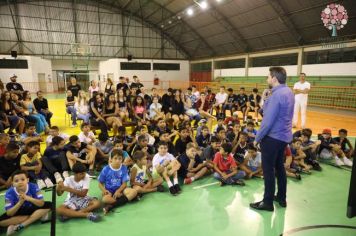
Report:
208,4,251,52
266,0,304,45
6,0,23,53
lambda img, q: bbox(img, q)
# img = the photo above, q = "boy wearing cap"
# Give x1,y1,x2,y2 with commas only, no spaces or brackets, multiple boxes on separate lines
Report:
196,125,211,148
318,128,353,167
6,75,24,98
224,112,240,126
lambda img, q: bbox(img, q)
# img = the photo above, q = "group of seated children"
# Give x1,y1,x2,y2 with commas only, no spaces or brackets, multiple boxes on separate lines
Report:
0,94,354,235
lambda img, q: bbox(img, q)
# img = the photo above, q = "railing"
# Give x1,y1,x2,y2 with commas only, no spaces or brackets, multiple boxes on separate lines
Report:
189,82,356,111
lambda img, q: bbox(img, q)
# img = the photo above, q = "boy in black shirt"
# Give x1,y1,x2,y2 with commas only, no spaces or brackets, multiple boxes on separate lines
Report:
246,88,261,123
178,143,210,185
318,129,352,167
223,88,236,116
0,142,20,189
235,87,248,122
116,77,129,94
333,129,354,159
174,126,194,156
65,135,97,176
196,125,211,148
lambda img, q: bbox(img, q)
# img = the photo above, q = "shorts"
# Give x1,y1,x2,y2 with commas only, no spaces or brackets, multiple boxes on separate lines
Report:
248,166,258,172
0,201,52,221
63,196,96,211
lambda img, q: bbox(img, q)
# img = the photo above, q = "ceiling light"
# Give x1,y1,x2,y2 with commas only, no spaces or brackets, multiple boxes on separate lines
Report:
200,1,208,9
187,8,194,16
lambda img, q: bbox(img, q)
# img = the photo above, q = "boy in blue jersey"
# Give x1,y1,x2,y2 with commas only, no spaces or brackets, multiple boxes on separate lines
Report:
99,150,137,214
0,170,52,235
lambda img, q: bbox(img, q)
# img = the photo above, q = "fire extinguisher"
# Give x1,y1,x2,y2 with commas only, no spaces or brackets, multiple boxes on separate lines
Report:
154,76,159,85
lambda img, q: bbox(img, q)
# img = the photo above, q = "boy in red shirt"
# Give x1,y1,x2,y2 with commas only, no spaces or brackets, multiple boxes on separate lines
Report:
213,143,246,186
0,133,10,156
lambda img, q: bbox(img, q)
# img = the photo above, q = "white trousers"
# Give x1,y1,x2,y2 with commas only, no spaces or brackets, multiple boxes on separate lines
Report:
293,98,307,128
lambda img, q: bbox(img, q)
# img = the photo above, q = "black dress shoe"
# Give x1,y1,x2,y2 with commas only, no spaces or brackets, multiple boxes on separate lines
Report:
174,184,182,194
249,201,274,211
273,196,287,208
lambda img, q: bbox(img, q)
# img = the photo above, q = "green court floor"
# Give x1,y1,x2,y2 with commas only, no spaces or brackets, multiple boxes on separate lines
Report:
0,164,355,236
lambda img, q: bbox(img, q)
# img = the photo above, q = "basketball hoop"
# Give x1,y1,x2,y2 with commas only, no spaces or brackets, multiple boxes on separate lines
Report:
71,43,92,56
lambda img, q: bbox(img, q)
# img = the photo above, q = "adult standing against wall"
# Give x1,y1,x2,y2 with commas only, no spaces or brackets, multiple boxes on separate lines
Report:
250,67,294,212
292,73,310,129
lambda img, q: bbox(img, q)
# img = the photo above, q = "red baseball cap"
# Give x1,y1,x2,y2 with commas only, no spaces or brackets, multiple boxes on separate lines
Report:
322,128,331,134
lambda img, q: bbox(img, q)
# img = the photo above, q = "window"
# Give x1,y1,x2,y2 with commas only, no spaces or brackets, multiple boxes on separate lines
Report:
191,62,212,72
304,48,356,64
153,63,180,71
215,59,245,69
120,62,151,70
0,59,29,69
251,54,298,67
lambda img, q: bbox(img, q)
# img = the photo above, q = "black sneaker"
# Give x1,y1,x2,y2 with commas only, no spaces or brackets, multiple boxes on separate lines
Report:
219,180,226,187
157,185,165,192
169,186,177,196
295,173,302,181
313,163,322,171
174,184,182,194
232,179,245,186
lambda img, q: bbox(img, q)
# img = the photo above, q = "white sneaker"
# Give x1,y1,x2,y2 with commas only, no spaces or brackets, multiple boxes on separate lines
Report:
70,124,77,128
37,179,46,190
343,157,353,167
62,171,69,179
54,172,63,183
41,212,49,222
335,157,344,167
7,225,16,236
44,178,54,188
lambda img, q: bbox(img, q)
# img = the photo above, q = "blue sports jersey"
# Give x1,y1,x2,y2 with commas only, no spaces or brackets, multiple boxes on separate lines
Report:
98,165,129,194
4,183,43,211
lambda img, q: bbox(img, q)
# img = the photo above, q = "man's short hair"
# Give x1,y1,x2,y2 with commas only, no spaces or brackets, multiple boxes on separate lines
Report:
269,66,287,84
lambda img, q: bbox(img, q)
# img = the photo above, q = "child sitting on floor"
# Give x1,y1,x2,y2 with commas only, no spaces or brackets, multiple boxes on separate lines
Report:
152,141,181,196
56,162,101,222
178,143,211,185
0,170,52,235
98,150,138,214
130,151,164,194
213,143,246,186
20,141,53,190
243,144,263,179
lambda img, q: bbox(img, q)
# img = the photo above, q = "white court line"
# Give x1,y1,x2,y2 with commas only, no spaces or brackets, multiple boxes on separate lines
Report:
193,182,219,189
0,192,5,197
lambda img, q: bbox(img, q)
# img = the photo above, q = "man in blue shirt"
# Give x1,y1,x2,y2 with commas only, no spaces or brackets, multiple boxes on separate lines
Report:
250,66,294,212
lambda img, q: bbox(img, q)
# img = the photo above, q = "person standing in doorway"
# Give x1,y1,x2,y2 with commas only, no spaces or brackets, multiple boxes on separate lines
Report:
292,73,310,129
250,67,294,212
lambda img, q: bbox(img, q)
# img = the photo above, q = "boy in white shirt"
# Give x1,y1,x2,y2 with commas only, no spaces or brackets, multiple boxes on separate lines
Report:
293,73,311,129
243,144,263,179
213,86,228,118
46,126,69,147
56,162,101,222
78,123,96,145
152,141,181,196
